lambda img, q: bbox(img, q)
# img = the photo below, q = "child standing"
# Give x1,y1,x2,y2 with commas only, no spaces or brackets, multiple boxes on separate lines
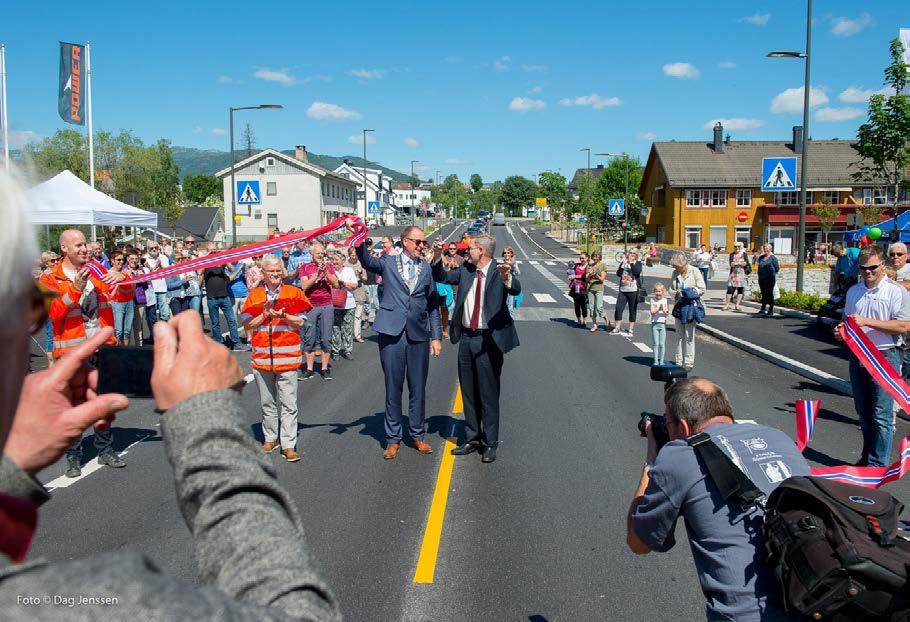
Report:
648,282,669,366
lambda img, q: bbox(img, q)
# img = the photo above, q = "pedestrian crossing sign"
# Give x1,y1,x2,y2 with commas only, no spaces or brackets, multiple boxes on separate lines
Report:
236,180,261,204
608,198,625,216
761,157,798,192
367,201,380,214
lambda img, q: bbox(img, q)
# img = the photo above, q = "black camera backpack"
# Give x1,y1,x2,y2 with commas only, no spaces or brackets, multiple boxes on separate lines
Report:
688,433,910,621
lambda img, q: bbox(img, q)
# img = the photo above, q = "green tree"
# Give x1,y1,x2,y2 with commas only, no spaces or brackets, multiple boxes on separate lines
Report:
23,129,89,181
811,198,840,246
537,170,569,220
500,176,536,217
241,122,255,158
469,173,484,193
183,174,221,204
852,38,910,227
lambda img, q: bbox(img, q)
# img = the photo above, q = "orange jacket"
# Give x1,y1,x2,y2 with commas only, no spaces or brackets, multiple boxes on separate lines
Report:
38,261,116,358
109,269,136,303
241,284,312,373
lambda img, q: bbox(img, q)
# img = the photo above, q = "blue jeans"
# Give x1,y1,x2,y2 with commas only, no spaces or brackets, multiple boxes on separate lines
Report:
207,296,240,345
848,347,899,467
111,300,135,341
699,266,710,285
651,322,666,365
155,292,171,322
44,319,54,353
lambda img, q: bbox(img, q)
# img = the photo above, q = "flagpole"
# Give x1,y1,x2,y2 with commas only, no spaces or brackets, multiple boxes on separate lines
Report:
86,41,96,240
1,43,9,172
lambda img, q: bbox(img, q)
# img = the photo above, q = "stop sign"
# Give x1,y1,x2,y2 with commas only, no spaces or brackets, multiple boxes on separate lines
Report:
737,211,748,223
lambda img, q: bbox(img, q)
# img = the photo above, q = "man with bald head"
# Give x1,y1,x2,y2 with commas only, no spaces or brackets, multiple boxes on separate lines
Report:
39,229,128,476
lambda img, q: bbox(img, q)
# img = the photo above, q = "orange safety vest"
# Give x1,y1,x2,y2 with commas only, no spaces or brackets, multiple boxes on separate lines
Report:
241,284,312,373
38,261,116,359
109,270,136,303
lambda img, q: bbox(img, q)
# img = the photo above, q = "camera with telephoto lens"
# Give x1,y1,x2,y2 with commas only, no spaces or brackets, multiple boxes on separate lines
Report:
637,365,688,451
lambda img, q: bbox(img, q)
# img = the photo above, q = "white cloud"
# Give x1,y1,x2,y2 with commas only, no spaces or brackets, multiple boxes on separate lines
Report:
770,86,829,114
638,132,657,141
528,85,543,94
494,56,512,72
703,118,766,130
663,62,700,79
8,130,40,149
815,107,865,122
347,134,377,145
404,137,419,147
831,13,872,37
838,85,896,103
192,127,203,135
719,61,736,69
348,68,386,79
216,75,237,84
306,102,362,121
738,12,770,26
509,97,546,111
521,64,548,72
253,67,298,86
558,94,622,109
210,128,227,136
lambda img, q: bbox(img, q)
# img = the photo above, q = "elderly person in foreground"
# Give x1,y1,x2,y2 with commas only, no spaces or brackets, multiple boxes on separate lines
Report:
668,253,706,371
0,173,340,620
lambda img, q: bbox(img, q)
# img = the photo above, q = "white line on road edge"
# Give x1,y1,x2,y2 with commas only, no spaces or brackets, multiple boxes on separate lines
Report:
697,323,852,396
529,260,540,265
544,261,555,266
505,224,532,260
45,432,156,492
532,293,556,303
633,342,653,353
516,225,559,259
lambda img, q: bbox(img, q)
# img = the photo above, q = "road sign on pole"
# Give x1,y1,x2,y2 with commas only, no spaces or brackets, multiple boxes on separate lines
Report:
236,180,261,205
761,157,798,192
367,201,380,214
608,198,625,216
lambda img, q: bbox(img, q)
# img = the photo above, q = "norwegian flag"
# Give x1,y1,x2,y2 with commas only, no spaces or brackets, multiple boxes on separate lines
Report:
794,399,820,452
811,435,910,489
839,317,910,412
84,259,108,279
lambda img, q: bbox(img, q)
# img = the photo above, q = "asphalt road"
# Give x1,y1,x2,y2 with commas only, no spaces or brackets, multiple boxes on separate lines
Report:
26,219,910,621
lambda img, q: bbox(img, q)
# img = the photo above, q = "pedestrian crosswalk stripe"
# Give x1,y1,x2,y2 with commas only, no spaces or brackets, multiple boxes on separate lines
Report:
605,296,617,304
533,293,556,303
529,260,539,265
633,342,653,353
545,261,555,266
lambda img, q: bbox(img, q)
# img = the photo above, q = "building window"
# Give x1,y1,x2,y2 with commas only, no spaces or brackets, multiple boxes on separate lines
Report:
856,187,888,205
266,182,277,196
656,224,665,243
321,183,327,196
709,225,727,249
267,213,278,229
735,226,751,248
776,192,800,206
685,225,701,249
266,157,275,167
686,190,704,208
823,191,840,204
357,191,365,201
736,190,751,207
711,190,727,208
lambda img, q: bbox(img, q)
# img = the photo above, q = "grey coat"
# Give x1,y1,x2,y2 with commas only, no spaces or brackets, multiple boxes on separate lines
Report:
0,390,340,621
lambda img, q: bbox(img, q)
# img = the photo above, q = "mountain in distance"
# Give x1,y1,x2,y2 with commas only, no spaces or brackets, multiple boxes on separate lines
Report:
171,146,415,183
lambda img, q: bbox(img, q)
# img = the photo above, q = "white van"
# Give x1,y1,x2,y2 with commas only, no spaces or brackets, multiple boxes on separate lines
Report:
492,213,506,226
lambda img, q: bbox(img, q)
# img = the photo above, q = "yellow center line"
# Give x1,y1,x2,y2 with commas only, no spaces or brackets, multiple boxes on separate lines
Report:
412,384,461,584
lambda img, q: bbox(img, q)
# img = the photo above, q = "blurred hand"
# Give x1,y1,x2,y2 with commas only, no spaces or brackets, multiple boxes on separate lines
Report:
6,328,129,476
73,268,90,292
101,270,126,286
430,339,442,358
151,311,243,411
833,322,845,341
496,263,511,280
432,238,444,260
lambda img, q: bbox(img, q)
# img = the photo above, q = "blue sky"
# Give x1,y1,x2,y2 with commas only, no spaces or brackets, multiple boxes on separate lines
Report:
2,0,906,181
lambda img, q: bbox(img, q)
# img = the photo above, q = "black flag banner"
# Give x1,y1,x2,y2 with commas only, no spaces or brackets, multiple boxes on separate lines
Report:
58,42,85,126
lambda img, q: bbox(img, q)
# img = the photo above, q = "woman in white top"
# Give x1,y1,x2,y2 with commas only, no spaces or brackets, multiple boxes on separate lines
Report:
693,244,713,286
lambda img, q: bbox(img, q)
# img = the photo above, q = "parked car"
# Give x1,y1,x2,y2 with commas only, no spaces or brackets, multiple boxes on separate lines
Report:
492,213,506,226
477,210,490,220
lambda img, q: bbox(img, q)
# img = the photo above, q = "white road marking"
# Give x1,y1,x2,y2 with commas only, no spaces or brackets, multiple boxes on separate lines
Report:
533,293,556,303
544,261,555,266
633,342,653,353
529,260,540,265
45,432,155,491
605,296,617,304
505,224,532,260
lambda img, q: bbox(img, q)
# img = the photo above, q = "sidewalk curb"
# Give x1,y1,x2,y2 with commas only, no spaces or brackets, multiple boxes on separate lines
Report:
739,299,836,325
697,322,852,397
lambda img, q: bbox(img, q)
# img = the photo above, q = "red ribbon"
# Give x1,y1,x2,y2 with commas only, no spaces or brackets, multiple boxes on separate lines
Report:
794,399,820,452
121,216,368,285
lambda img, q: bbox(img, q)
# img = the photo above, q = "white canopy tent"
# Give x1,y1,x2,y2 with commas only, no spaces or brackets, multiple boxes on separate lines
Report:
26,170,159,227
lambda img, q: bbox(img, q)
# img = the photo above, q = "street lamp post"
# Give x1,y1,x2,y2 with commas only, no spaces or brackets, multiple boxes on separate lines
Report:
229,104,282,245
596,152,631,255
411,159,419,226
767,0,812,291
580,148,591,251
362,129,374,223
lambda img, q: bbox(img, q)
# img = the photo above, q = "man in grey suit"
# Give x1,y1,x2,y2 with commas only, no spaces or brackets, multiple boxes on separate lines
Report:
354,223,442,460
431,233,521,463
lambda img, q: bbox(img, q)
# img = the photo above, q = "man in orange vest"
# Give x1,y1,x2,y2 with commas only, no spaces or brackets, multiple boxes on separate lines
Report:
39,229,127,477
241,255,312,462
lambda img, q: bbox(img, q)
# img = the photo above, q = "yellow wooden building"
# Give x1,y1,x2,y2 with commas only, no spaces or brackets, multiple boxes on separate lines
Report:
637,123,900,252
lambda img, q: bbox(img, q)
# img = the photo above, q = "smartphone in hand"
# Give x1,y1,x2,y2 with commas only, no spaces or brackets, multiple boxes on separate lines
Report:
96,345,154,398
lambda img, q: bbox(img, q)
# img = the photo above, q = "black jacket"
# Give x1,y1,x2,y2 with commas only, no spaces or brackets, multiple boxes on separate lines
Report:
431,258,521,354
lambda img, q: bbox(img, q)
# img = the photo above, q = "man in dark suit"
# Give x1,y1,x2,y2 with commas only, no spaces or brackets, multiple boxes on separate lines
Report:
354,224,442,460
431,233,521,463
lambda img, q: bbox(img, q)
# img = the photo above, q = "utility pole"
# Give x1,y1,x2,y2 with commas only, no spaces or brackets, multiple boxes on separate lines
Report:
362,128,374,223
411,159,419,226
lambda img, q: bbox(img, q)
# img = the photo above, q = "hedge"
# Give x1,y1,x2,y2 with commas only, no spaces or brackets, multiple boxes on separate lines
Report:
751,289,828,313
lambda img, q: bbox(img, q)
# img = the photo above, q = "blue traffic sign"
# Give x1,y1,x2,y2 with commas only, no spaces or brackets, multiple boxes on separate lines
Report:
367,201,380,214
236,180,260,205
608,198,625,216
761,157,798,193
466,200,472,206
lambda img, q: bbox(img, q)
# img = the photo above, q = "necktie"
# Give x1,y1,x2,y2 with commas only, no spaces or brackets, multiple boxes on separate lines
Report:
469,269,484,331
406,259,415,282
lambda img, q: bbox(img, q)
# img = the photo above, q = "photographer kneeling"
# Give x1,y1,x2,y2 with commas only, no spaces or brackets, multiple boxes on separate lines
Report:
626,377,809,621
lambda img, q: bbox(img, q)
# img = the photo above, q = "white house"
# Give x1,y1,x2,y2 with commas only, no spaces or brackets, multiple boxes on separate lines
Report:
392,182,432,215
333,162,399,225
215,146,358,243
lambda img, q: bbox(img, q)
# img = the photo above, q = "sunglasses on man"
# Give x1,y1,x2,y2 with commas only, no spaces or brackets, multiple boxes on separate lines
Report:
405,238,429,247
859,263,882,272
889,252,905,258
